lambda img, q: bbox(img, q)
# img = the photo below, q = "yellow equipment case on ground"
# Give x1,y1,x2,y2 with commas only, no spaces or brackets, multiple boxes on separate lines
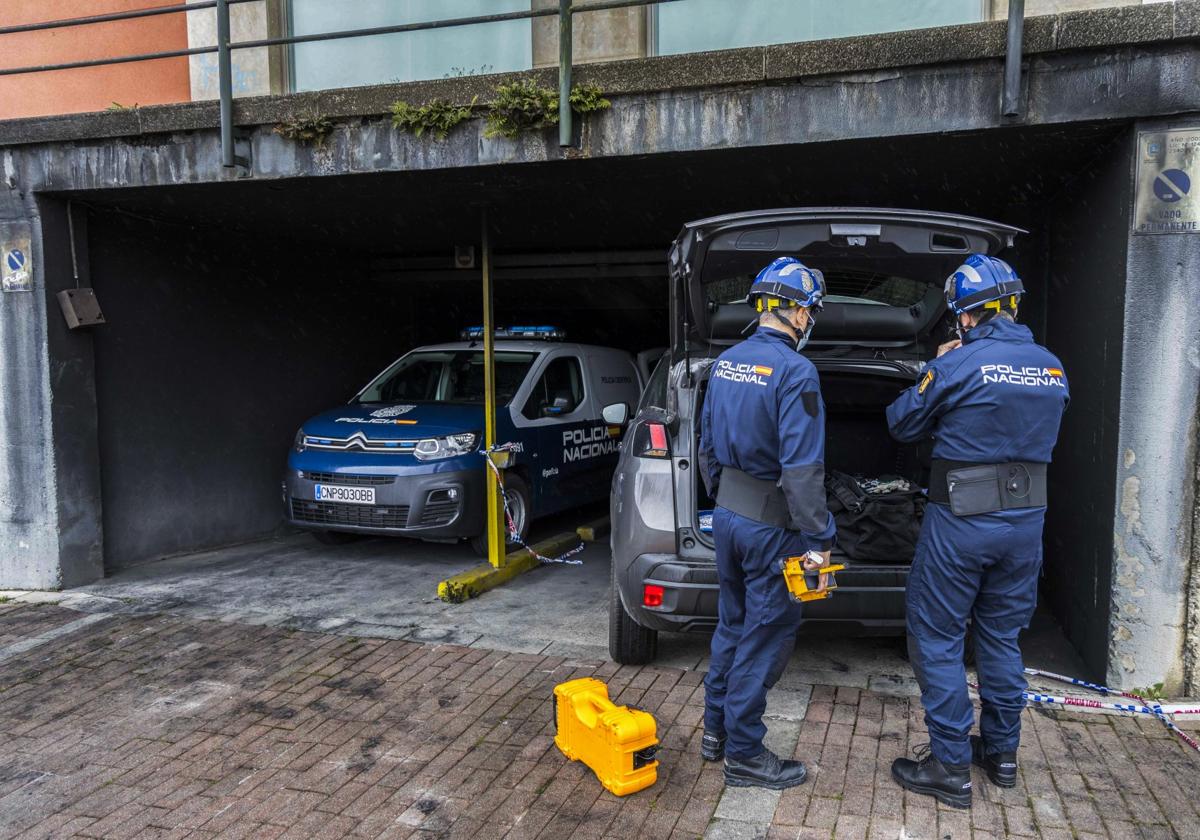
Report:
553,677,659,796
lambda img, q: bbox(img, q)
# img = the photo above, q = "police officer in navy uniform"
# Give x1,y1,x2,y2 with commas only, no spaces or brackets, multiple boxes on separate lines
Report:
698,257,837,790
887,255,1069,808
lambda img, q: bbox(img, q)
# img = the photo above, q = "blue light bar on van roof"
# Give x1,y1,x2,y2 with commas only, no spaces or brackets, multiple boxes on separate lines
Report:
459,325,566,340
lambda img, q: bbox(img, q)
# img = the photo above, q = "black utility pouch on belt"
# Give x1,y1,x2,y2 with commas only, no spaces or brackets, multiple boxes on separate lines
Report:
928,459,1047,516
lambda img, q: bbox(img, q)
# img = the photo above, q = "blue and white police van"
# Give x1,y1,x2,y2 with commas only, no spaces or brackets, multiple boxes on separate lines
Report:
284,327,644,554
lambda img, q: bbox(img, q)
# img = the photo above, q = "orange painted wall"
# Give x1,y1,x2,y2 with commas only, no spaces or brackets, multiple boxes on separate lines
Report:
0,0,191,120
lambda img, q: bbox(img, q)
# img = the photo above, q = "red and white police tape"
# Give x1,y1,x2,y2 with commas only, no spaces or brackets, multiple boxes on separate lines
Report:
482,444,585,566
971,667,1200,754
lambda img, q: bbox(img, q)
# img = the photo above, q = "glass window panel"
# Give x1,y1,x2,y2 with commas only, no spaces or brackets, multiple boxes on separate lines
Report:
656,0,986,55
290,0,532,92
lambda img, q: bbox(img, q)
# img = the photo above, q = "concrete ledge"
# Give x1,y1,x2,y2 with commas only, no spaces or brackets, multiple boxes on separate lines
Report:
436,530,583,603
0,1,1197,147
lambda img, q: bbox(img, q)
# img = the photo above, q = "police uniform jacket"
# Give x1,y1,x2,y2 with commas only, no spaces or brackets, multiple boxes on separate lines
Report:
886,316,1069,465
699,326,836,544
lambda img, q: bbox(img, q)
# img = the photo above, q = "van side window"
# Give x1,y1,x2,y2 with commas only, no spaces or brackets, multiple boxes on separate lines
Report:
638,353,670,411
523,356,584,420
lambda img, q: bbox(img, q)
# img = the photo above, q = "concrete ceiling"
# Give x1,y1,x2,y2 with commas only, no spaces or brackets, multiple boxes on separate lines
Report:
64,121,1124,258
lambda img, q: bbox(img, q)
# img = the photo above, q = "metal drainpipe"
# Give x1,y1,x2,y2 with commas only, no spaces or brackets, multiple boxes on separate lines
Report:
217,0,234,167
1002,0,1025,117
559,0,572,147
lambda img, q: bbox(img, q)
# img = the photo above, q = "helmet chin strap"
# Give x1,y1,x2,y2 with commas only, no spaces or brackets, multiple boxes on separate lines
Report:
954,306,1013,340
769,309,798,337
771,308,816,351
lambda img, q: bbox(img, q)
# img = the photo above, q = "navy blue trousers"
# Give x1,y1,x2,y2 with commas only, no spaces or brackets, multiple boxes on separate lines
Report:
907,502,1043,766
703,507,811,759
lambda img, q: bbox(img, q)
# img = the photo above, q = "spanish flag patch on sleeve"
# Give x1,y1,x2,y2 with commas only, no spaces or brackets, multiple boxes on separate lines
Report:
918,369,935,395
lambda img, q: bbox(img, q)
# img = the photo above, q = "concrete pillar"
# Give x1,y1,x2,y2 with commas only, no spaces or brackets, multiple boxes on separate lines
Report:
531,0,648,68
187,0,288,100
0,187,102,589
1109,119,1200,694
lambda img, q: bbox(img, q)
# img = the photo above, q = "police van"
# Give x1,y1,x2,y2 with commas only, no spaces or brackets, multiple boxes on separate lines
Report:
608,208,1027,663
285,327,643,554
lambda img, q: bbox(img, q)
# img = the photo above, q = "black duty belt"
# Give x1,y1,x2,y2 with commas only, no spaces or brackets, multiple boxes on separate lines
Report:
715,466,791,529
928,459,1048,516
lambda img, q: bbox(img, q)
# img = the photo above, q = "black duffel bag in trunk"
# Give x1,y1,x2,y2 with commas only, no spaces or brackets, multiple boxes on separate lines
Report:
825,470,926,564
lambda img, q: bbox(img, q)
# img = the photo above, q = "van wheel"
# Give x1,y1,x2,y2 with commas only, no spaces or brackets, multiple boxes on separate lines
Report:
609,559,658,664
312,530,359,546
470,473,531,557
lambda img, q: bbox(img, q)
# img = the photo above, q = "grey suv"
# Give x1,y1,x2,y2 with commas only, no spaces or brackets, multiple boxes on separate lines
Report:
607,208,1023,664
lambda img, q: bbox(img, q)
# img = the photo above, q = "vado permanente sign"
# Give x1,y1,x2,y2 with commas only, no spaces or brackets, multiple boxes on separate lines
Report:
1135,128,1200,235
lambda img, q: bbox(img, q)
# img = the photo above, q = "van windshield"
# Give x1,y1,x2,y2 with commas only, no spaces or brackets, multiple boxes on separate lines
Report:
705,268,929,309
357,350,538,405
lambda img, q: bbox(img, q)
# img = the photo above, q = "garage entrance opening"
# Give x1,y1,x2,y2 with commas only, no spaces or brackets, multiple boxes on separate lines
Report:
42,120,1129,679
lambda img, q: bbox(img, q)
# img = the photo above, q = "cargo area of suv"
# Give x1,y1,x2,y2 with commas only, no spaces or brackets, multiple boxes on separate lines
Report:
609,208,1024,664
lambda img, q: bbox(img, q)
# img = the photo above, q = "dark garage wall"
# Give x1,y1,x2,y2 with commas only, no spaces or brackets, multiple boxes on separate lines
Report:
88,210,417,568
1041,132,1131,680
86,210,669,569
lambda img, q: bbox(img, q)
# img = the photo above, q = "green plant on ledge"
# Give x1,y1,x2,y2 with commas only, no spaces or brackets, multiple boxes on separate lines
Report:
568,83,610,115
273,114,334,147
484,80,610,139
390,97,478,139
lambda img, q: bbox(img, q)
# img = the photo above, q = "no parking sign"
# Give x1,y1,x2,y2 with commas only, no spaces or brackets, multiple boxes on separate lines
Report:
1,226,31,292
1135,128,1200,234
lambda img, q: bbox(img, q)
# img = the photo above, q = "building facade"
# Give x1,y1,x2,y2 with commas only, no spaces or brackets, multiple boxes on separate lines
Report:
0,1,1197,696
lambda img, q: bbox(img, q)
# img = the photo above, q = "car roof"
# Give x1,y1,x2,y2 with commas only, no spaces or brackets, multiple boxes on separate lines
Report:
413,341,629,355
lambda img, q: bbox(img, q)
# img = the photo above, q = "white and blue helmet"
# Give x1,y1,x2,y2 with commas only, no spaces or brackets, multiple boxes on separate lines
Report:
945,254,1024,316
748,256,826,313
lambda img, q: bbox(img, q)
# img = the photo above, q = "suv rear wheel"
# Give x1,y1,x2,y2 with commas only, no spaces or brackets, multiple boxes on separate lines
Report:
609,557,658,664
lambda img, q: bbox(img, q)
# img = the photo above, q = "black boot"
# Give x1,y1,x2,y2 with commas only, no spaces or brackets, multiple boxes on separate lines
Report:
971,735,1017,788
891,745,972,809
724,748,808,790
700,731,726,762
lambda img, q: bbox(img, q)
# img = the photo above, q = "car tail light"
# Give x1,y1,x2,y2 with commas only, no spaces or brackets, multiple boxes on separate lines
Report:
634,421,670,459
643,584,664,608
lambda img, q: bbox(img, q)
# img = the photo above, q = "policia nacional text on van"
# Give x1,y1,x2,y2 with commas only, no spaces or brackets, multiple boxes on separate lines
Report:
886,255,1068,809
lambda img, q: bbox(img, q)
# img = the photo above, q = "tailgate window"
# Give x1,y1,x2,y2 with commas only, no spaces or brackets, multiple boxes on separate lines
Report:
705,267,928,308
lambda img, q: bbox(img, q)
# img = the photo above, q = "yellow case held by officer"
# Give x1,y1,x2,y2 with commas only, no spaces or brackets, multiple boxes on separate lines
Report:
553,677,659,796
779,554,845,602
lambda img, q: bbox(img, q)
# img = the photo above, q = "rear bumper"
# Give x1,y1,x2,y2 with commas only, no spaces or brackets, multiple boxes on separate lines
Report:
283,466,485,539
622,552,910,634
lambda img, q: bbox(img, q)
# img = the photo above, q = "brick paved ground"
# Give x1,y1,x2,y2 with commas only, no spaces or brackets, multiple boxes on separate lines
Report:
0,603,83,648
0,602,1196,840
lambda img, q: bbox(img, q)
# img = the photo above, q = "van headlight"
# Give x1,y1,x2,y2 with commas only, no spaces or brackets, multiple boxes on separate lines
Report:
293,428,306,453
413,432,478,461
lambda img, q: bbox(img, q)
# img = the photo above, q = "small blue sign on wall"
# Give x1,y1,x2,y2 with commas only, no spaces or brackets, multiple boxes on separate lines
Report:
1,230,32,292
